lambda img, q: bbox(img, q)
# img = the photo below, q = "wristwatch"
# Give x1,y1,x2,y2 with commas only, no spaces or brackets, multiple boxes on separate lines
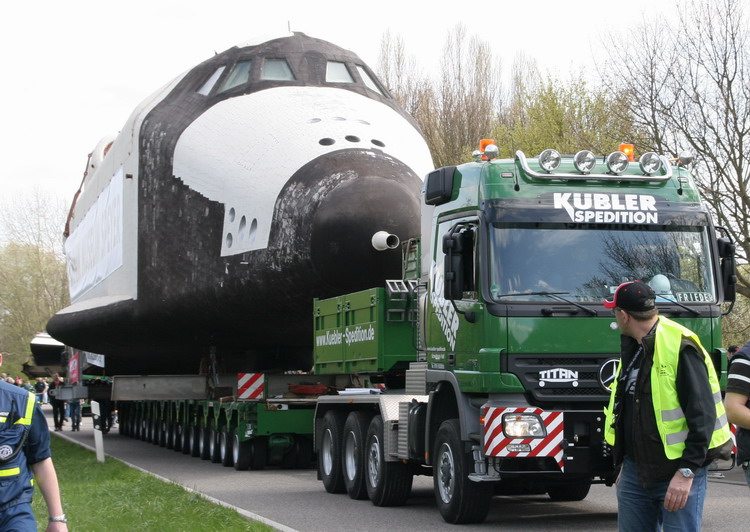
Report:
678,468,695,478
48,514,67,523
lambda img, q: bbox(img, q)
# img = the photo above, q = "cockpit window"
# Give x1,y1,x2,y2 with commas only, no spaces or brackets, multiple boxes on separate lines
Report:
217,60,253,93
197,66,226,95
262,58,295,81
356,66,383,95
326,61,354,83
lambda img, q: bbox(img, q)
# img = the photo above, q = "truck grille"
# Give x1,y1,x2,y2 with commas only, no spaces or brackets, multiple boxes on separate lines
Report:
505,353,615,404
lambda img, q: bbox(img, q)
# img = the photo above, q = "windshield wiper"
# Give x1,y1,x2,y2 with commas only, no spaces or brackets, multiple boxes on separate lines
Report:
656,296,701,317
496,291,598,316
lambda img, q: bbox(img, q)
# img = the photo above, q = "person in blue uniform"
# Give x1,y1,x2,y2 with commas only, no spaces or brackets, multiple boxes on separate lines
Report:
0,353,67,531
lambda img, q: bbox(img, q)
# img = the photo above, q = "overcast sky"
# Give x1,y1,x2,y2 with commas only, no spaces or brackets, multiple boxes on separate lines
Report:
0,0,671,206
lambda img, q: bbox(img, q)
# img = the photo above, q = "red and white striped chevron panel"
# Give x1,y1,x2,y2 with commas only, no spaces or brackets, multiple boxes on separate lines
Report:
483,407,565,471
238,373,264,400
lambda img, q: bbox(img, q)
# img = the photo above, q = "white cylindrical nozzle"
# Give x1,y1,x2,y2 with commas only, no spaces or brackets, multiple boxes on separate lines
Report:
371,231,400,251
610,322,619,331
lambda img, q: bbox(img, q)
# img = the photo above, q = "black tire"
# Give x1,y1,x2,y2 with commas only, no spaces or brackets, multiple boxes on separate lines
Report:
546,478,591,501
199,424,211,460
319,410,347,494
173,424,182,452
165,422,174,449
249,437,268,471
181,423,191,454
220,428,234,467
343,411,371,500
433,419,492,524
365,415,413,506
209,425,222,463
233,429,251,471
189,424,201,458
295,436,314,469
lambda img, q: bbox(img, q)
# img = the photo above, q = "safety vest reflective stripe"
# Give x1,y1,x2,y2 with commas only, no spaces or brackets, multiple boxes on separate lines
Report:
0,468,20,477
17,392,35,426
653,317,731,459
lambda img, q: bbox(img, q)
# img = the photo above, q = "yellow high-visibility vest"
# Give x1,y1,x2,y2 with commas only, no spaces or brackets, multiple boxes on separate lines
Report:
604,317,731,458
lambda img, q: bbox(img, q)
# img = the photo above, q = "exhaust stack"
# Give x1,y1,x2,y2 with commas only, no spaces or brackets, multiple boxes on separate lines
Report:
371,231,399,251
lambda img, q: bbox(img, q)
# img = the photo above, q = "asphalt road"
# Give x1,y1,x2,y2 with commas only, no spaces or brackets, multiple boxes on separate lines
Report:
45,407,748,531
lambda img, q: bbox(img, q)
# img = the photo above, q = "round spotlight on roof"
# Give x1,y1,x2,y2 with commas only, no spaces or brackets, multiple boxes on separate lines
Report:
606,151,630,175
639,152,663,175
484,144,500,160
573,150,597,174
538,149,562,172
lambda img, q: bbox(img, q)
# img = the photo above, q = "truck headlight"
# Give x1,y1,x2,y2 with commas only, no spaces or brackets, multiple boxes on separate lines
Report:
538,149,561,172
502,413,546,438
573,150,597,174
606,151,629,174
639,152,663,175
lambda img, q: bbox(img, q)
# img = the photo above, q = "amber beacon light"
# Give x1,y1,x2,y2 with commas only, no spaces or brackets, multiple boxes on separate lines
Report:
619,143,635,162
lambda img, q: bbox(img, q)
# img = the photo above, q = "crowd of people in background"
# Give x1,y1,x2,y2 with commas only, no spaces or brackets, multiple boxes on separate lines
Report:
0,373,83,431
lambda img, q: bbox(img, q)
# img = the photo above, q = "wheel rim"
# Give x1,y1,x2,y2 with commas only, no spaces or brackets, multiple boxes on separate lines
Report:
437,442,455,504
233,433,239,463
220,432,227,460
344,432,357,481
321,429,334,476
367,435,381,488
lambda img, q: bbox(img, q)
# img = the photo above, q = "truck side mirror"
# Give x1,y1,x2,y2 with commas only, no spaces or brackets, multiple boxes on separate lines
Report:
443,232,465,300
425,166,457,206
717,237,736,303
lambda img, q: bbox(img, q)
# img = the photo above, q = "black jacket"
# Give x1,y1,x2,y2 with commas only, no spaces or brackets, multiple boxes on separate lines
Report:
612,323,732,484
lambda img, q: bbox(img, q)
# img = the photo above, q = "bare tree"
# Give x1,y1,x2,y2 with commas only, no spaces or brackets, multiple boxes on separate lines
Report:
603,0,750,297
376,25,502,168
0,190,69,356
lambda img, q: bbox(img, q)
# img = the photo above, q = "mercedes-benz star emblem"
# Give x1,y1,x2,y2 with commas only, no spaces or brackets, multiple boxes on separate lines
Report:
599,358,621,391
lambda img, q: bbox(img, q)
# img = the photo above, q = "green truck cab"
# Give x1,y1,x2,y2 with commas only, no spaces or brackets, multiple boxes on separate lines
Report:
313,146,736,524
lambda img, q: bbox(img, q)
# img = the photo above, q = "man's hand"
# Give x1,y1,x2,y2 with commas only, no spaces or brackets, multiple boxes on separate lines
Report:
664,471,693,511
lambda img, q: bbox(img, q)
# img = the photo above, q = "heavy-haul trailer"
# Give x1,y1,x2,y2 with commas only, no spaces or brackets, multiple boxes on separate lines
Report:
311,144,737,524
113,373,336,470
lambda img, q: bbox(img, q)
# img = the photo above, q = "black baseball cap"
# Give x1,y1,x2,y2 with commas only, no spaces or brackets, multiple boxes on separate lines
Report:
603,281,656,312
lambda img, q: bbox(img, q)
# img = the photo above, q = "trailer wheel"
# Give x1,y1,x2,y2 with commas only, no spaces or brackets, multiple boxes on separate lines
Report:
249,437,268,470
433,418,492,524
189,423,201,458
295,436,313,469
365,414,412,506
209,424,222,463
172,424,182,452
233,429,251,470
546,478,591,501
199,424,211,460
319,410,347,494
343,411,371,500
220,428,234,467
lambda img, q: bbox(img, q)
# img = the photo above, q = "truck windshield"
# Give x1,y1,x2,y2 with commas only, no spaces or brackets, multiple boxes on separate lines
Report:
488,224,716,304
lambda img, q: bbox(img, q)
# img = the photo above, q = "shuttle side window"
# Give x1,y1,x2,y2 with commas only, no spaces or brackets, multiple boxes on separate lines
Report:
217,60,253,93
197,66,226,95
356,66,383,95
262,58,295,81
326,61,354,83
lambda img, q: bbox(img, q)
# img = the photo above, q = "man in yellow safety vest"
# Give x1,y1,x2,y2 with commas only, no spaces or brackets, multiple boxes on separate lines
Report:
603,281,732,532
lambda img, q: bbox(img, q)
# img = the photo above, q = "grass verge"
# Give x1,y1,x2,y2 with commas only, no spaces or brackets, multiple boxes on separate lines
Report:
31,436,276,532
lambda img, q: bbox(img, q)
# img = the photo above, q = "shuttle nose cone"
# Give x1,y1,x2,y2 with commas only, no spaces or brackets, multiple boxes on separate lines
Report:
309,152,422,294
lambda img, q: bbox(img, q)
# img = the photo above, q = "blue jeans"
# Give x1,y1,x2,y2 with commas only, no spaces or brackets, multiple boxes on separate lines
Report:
616,456,707,532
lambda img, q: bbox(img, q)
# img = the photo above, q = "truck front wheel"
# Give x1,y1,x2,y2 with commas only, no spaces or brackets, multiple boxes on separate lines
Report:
433,419,492,524
365,414,412,506
319,410,347,493
546,478,591,501
343,411,371,500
